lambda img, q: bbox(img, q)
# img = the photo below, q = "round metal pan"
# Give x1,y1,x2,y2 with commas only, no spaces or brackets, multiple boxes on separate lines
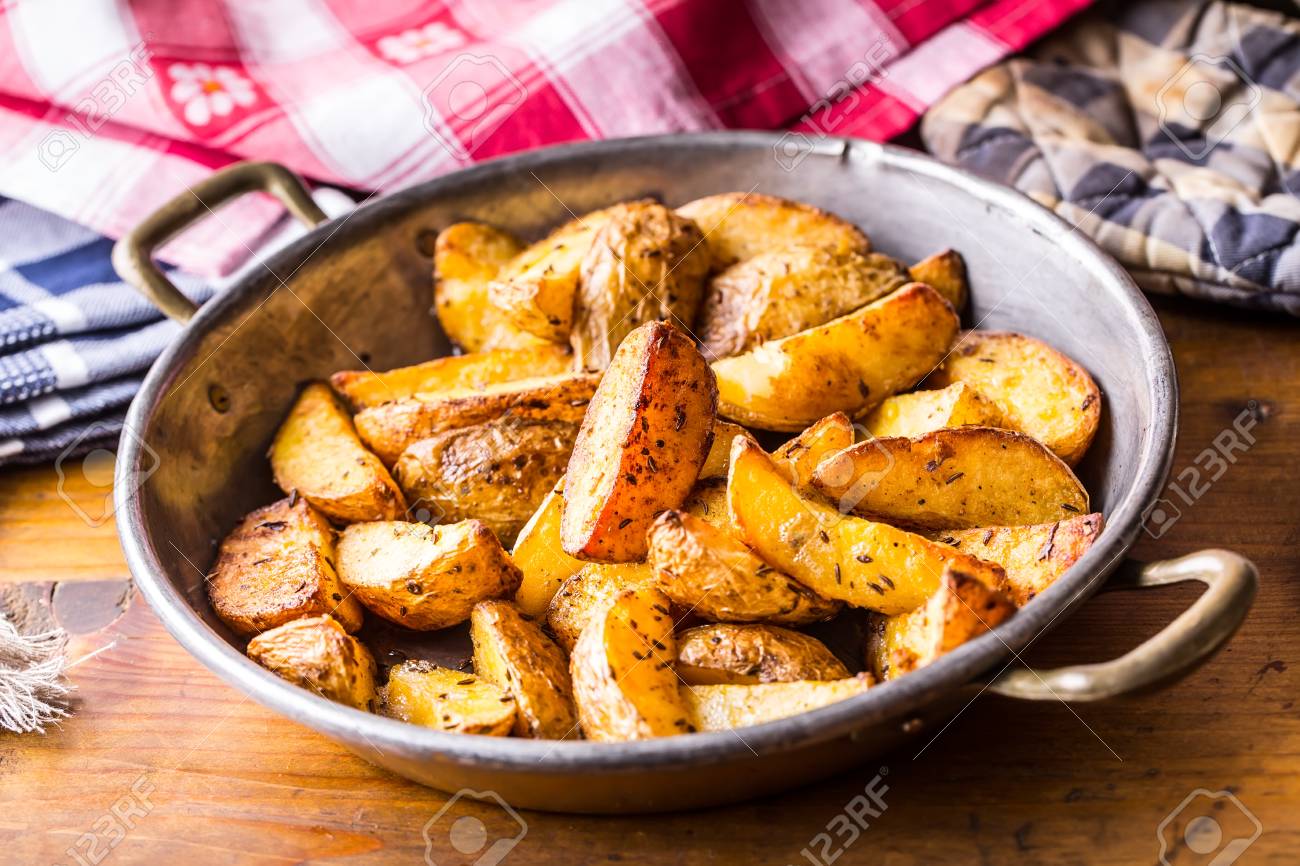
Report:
112,133,1256,813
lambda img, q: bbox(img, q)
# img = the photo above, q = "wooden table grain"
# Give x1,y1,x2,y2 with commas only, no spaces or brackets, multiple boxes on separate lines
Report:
0,294,1296,866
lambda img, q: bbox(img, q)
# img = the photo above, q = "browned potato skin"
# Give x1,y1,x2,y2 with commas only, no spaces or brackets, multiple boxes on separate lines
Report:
676,623,849,685
683,676,873,732
471,600,577,738
697,421,756,480
433,222,543,353
380,661,517,735
647,510,840,626
355,372,599,466
812,426,1089,531
336,520,522,630
247,615,377,710
771,411,855,491
675,192,870,271
207,497,363,638
510,480,584,617
909,249,968,312
931,513,1104,606
570,202,711,371
544,562,658,654
697,246,908,359
393,417,578,547
270,382,406,524
561,321,717,563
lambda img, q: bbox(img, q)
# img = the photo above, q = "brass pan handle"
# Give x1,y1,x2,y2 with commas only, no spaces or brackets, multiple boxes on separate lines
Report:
112,161,327,323
987,549,1257,701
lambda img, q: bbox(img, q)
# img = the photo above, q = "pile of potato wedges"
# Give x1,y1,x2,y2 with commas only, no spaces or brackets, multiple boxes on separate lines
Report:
208,192,1104,741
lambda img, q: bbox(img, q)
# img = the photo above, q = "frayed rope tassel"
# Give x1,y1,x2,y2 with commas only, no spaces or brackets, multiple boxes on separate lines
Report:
0,614,71,733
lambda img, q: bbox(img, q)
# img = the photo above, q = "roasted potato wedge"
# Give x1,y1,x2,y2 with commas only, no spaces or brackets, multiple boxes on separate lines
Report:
812,427,1089,531
697,246,908,358
728,439,1006,615
355,372,599,466
433,221,542,352
207,497,362,637
544,562,657,653
471,600,577,739
683,676,873,732
393,417,577,546
711,283,959,431
909,249,968,312
924,330,1101,466
647,510,840,626
562,321,717,562
931,513,1104,606
868,565,1016,680
270,382,406,524
772,412,855,490
330,345,573,412
861,382,1003,440
570,587,688,740
246,615,377,710
676,623,849,685
570,201,711,371
675,192,870,270
510,480,585,617
681,476,732,531
380,661,516,735
336,520,521,630
698,421,756,480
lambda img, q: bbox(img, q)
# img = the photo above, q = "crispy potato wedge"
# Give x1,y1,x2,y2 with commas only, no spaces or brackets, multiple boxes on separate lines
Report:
330,345,573,412
812,427,1089,531
698,420,756,480
683,676,873,732
570,587,688,740
544,562,657,653
355,372,599,466
697,246,908,358
393,417,577,546
868,565,1016,680
676,623,849,685
562,321,717,562
380,661,516,735
570,202,711,370
471,600,577,739
247,615,377,710
861,382,1003,440
433,221,543,352
675,192,870,270
336,520,521,630
909,249,968,312
647,510,840,626
681,476,732,531
510,480,585,617
772,412,855,490
270,382,406,524
711,283,959,431
728,439,1006,615
931,513,1104,606
207,497,362,637
924,330,1101,466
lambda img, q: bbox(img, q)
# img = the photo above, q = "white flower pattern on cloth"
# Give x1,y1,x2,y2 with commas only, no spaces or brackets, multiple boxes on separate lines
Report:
168,63,256,126
377,22,465,64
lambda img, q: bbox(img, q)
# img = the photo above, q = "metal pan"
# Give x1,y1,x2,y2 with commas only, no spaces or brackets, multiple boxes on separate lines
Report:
111,133,1256,814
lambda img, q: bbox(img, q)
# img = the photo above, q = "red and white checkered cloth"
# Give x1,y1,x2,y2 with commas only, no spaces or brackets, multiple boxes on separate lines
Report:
0,0,1090,277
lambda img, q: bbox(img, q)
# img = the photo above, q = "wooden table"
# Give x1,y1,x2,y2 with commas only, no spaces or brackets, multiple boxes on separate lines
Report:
0,294,1295,866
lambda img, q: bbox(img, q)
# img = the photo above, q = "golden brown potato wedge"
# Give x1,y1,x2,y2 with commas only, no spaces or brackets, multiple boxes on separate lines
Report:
270,382,406,524
336,520,521,630
207,497,363,638
569,587,688,740
355,372,599,466
771,412,855,490
868,565,1016,680
330,345,573,412
697,246,908,358
562,321,717,562
683,676,873,732
676,623,849,685
931,513,1104,606
711,283,959,431
924,330,1101,466
380,661,516,735
675,192,870,270
246,615,377,711
393,417,577,546
544,562,657,653
647,510,840,626
727,438,1006,615
471,600,577,739
510,480,585,617
812,427,1089,531
433,221,543,352
909,249,968,312
571,201,711,371
861,382,1002,440
698,420,756,480
681,476,732,531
